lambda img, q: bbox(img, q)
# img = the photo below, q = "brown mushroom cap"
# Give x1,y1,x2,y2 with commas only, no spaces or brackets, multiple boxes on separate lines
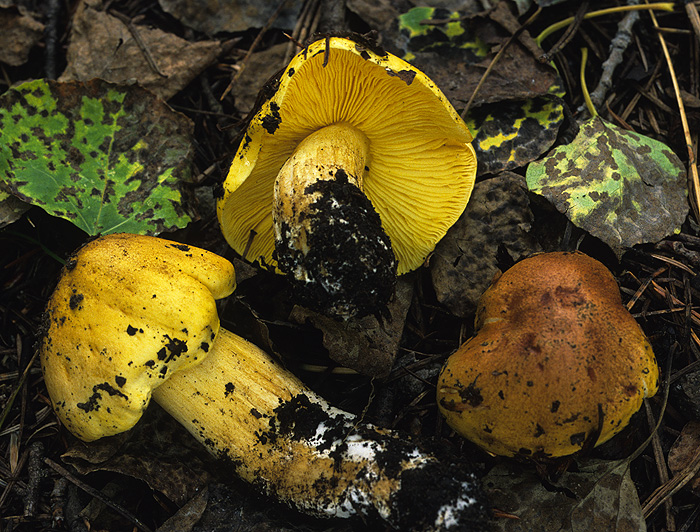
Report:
40,233,236,441
437,251,659,458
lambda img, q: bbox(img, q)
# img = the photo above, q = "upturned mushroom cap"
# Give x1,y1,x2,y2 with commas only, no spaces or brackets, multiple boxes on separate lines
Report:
217,35,476,276
40,233,236,441
437,251,659,458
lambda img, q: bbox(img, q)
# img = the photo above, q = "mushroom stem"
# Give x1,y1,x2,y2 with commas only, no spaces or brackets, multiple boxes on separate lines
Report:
153,327,488,530
272,123,397,319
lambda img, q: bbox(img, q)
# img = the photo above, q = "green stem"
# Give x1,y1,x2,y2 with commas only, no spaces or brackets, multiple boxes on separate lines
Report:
535,3,675,47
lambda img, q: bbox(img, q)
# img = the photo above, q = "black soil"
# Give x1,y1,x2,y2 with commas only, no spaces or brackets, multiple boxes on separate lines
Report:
274,169,397,319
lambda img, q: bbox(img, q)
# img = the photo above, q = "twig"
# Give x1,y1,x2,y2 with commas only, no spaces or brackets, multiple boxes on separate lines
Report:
44,457,154,532
283,0,322,65
43,0,60,79
644,402,675,530
540,2,589,61
23,442,44,518
535,3,675,47
109,10,167,78
646,1,700,220
220,0,290,100
587,2,641,111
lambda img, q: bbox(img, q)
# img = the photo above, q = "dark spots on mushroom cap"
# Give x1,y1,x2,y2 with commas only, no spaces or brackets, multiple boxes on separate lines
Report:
200,341,210,352
167,243,190,252
115,376,126,387
458,378,484,407
274,168,397,319
287,67,295,77
551,400,561,412
534,424,545,437
76,382,128,412
625,384,638,396
157,335,188,363
69,292,84,310
250,408,262,419
261,102,281,134
126,325,140,336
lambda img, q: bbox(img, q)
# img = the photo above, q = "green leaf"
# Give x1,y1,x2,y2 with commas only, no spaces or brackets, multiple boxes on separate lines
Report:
398,6,490,62
526,117,688,254
0,79,194,236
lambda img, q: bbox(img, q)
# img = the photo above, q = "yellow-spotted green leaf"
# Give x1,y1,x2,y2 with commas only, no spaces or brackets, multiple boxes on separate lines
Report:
0,79,194,235
526,117,688,254
397,7,564,176
465,96,564,175
398,7,490,63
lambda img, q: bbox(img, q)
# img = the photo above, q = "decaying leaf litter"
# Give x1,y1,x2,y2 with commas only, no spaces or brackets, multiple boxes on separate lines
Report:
1,0,700,530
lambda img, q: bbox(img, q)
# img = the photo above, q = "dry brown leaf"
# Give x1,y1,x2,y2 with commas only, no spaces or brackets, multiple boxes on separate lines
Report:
60,0,222,100
0,6,44,66
667,421,700,495
158,0,303,35
289,276,414,377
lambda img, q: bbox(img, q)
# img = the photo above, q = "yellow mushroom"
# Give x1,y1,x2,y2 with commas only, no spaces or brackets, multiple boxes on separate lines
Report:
40,233,489,530
437,251,659,458
217,36,477,319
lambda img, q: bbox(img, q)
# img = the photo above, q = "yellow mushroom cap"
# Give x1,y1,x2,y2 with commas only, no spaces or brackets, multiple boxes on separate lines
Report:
40,233,236,441
437,251,659,458
217,36,477,275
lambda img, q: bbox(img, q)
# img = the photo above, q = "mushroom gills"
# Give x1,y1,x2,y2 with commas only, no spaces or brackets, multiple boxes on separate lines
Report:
272,123,397,319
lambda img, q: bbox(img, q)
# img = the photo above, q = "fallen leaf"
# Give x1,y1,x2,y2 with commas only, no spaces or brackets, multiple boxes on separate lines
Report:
0,6,44,66
60,0,223,101
62,407,210,506
667,421,700,496
484,458,647,531
393,6,559,108
431,172,541,318
0,190,30,228
289,276,414,377
158,0,303,35
466,96,564,176
526,116,688,256
0,79,195,236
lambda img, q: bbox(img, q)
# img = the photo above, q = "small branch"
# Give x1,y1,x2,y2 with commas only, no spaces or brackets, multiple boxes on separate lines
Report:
587,3,641,110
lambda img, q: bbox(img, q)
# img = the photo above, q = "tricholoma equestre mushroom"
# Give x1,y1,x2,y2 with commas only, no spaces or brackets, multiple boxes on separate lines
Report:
437,251,659,458
41,233,489,531
217,35,477,319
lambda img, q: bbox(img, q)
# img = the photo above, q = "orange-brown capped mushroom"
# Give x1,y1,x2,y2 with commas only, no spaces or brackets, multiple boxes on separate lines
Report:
437,251,659,458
